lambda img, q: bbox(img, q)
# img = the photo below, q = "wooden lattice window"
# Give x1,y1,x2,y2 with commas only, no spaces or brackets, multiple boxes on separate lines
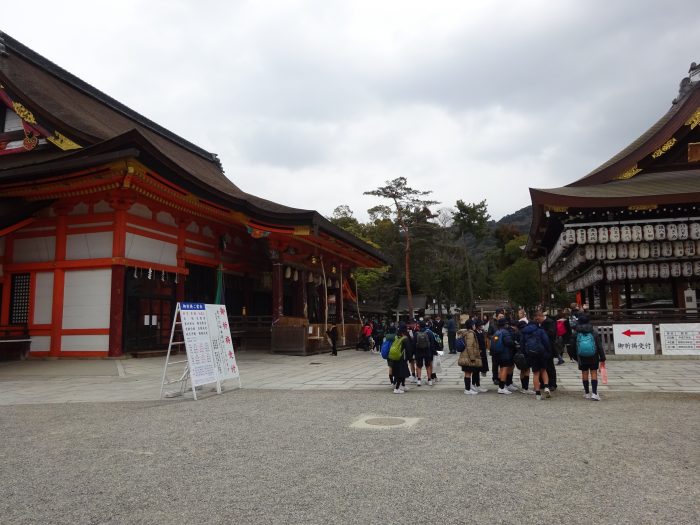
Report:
10,273,30,325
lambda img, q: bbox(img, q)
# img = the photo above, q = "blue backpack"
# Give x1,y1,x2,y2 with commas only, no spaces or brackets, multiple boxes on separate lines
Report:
490,329,507,356
455,336,466,352
577,332,596,357
523,331,545,356
380,338,392,359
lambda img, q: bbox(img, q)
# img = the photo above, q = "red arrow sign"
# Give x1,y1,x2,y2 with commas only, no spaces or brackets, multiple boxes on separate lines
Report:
622,329,646,337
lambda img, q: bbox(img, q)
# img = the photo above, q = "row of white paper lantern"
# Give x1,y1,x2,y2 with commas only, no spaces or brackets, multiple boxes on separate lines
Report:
583,240,699,261
549,223,700,270
564,223,700,245
565,266,604,293
605,261,700,282
548,240,700,279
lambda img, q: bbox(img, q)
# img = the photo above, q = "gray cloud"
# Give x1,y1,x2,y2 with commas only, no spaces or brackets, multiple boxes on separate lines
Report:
4,0,700,222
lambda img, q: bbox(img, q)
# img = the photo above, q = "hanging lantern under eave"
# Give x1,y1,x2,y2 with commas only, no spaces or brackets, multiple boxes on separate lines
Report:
293,269,299,282
606,266,617,282
673,241,685,257
576,228,587,244
616,265,627,280
621,225,632,242
587,227,598,243
628,243,639,259
285,266,292,279
649,263,659,278
643,224,654,241
638,263,648,279
690,223,700,240
585,245,596,260
631,225,643,242
627,264,637,280
606,244,617,260
596,245,606,260
684,240,696,257
598,227,609,243
639,242,650,259
678,223,689,240
661,242,673,257
694,261,700,276
660,263,670,279
682,262,693,277
609,226,621,243
650,242,661,258
655,224,667,240
617,243,629,259
564,229,576,245
667,223,679,241
671,262,682,278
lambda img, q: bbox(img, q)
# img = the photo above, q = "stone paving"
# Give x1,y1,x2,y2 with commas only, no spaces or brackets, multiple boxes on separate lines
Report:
0,349,699,405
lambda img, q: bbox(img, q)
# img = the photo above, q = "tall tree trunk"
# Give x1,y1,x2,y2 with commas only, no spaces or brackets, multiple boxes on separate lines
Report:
405,232,413,319
463,237,474,311
395,199,413,319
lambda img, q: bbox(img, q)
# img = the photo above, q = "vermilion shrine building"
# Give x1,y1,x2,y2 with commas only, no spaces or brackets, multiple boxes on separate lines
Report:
527,63,700,315
0,33,386,358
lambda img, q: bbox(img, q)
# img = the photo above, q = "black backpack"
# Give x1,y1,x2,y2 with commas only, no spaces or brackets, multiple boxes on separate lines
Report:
415,331,430,351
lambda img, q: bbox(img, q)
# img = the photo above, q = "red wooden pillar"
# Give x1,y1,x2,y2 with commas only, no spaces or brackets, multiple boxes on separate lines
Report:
49,207,69,357
272,262,284,322
107,197,130,357
0,234,14,325
300,270,308,319
610,283,621,320
175,216,187,304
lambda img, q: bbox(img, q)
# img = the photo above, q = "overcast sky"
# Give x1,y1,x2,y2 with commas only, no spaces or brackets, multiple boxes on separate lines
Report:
4,1,699,221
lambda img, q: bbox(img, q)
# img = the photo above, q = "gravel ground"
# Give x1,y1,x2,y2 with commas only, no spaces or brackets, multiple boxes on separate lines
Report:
1,389,698,525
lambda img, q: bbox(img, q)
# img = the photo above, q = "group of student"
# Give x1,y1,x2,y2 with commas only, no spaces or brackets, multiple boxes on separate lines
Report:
379,305,607,401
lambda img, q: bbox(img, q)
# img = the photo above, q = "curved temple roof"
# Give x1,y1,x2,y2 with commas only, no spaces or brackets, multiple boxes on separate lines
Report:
0,31,387,265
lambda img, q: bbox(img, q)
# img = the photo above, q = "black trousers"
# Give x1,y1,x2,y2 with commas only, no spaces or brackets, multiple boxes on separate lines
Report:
546,355,557,388
492,354,499,381
447,331,456,352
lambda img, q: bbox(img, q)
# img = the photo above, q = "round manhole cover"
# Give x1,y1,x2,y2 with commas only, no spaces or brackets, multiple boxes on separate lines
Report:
365,417,406,427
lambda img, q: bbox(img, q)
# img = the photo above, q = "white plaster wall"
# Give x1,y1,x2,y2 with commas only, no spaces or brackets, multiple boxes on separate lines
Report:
69,202,89,215
125,233,177,266
62,269,112,329
13,236,56,263
66,232,113,260
185,246,215,260
156,211,177,227
4,108,22,132
61,335,109,352
94,200,112,213
128,203,152,220
33,272,54,325
30,336,51,352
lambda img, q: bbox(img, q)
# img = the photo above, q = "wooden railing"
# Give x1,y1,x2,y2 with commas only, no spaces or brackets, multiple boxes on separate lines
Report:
0,325,31,360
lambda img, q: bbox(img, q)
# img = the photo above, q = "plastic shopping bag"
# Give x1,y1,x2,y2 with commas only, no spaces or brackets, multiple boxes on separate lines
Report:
433,351,443,374
600,361,608,385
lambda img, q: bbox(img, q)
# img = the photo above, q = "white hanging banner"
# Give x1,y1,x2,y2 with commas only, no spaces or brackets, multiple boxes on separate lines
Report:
180,303,219,387
205,304,240,380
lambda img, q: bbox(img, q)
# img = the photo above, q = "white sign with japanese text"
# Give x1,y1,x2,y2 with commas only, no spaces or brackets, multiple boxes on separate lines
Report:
180,303,219,386
612,324,655,355
659,323,700,355
205,304,240,380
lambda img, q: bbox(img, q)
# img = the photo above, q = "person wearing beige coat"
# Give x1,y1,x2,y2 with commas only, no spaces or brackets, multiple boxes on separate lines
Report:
457,320,487,394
